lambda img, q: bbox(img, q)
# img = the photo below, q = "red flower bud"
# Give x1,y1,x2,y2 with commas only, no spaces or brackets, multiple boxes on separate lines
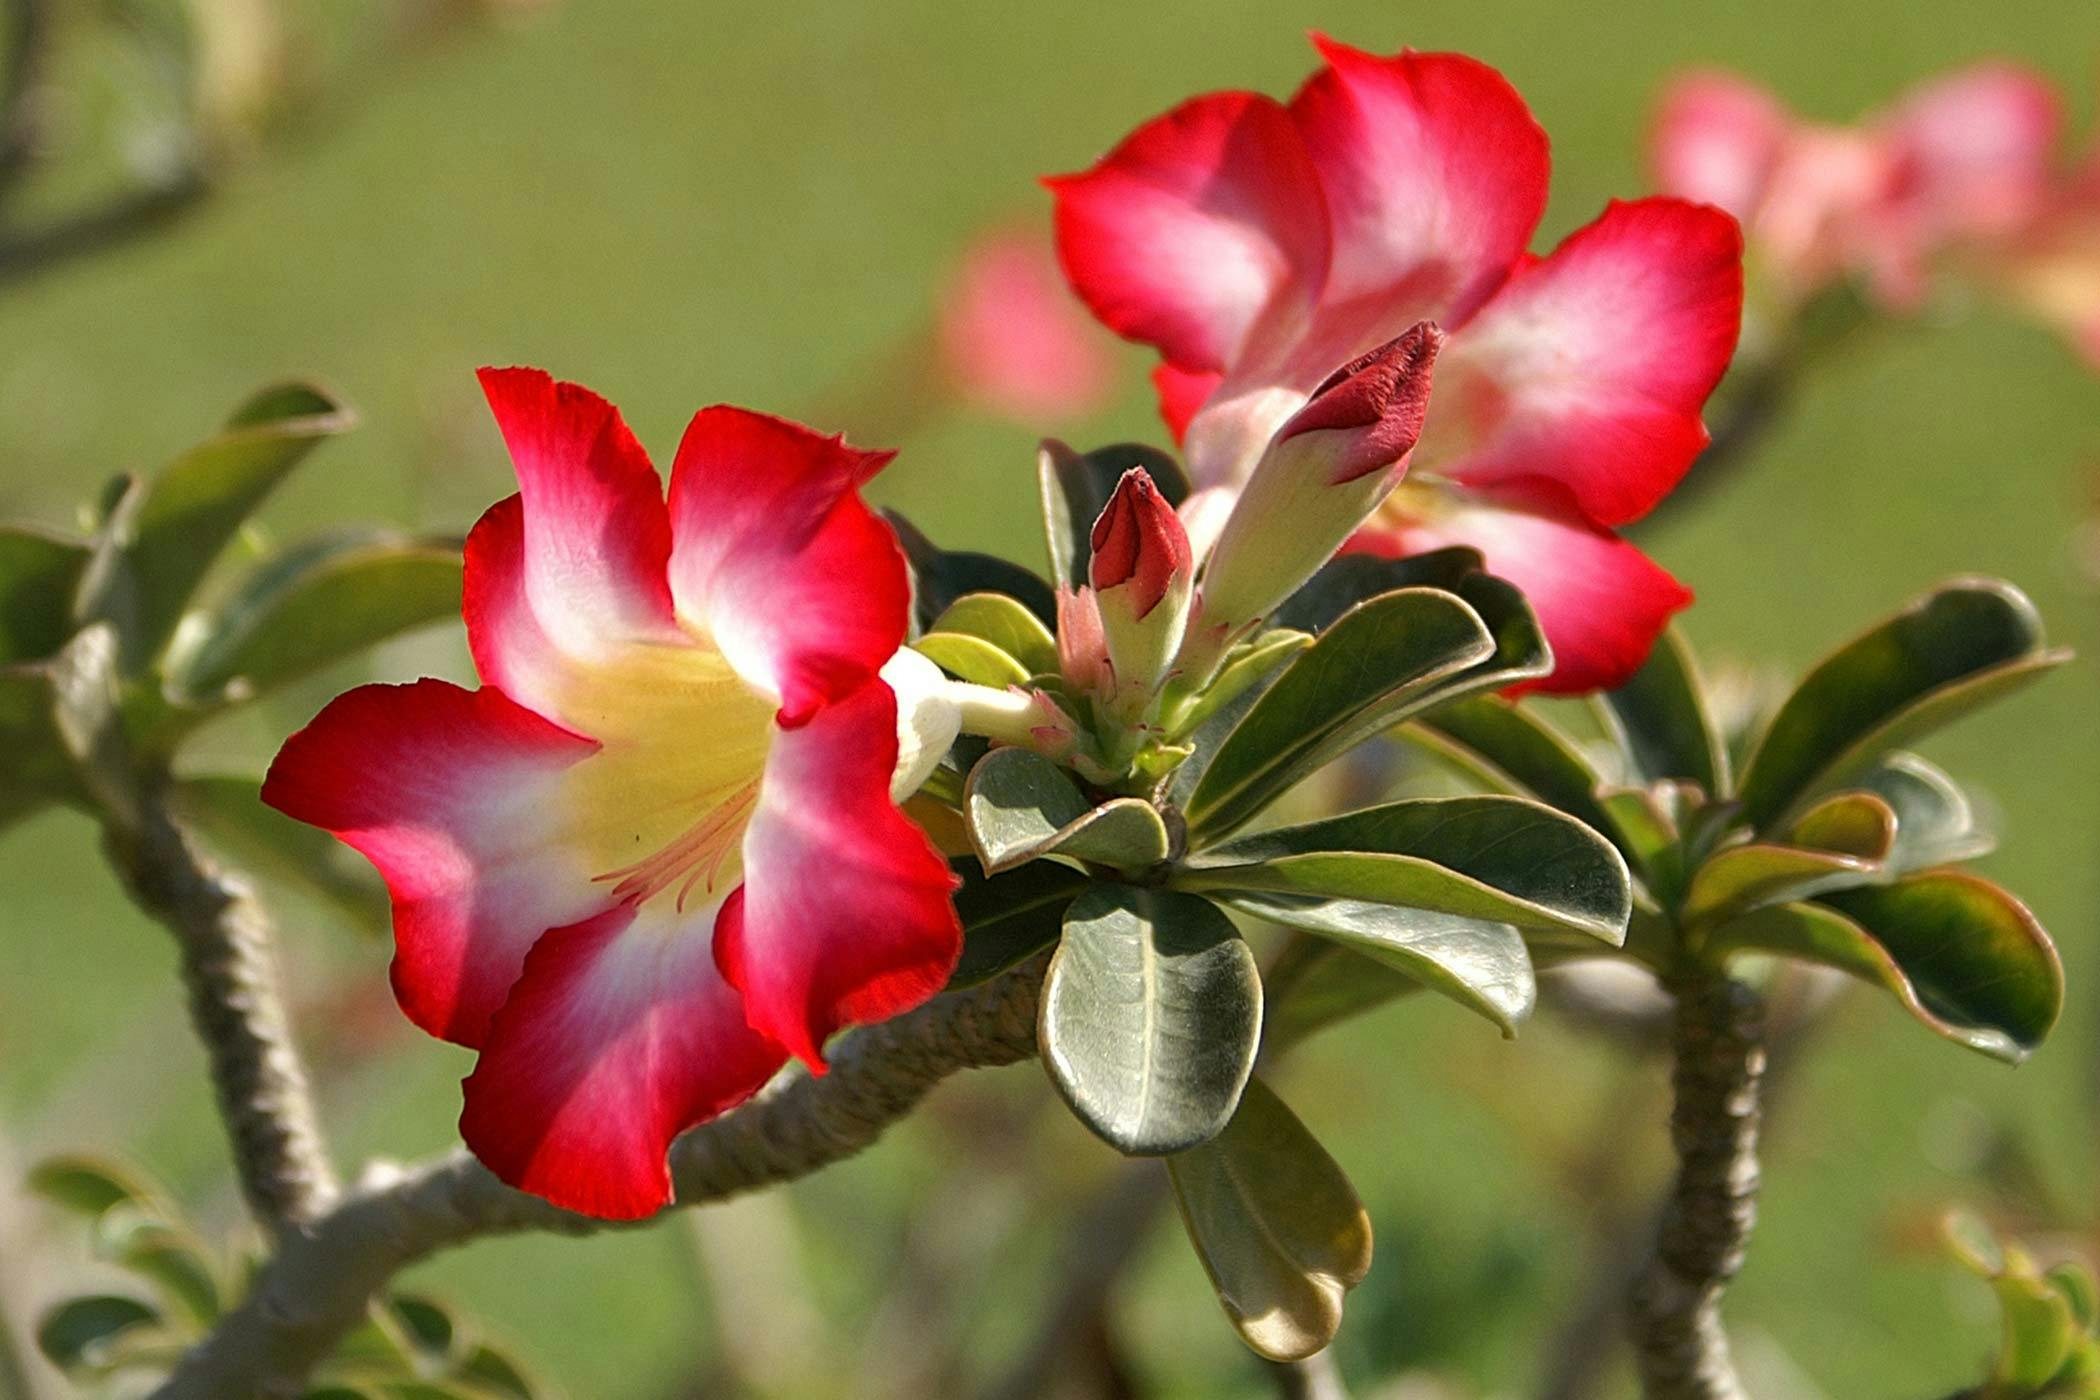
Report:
1278,321,1444,483
1089,469,1194,619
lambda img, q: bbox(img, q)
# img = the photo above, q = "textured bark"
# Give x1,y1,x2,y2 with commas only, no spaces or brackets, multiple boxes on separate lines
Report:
154,960,1045,1400
1626,973,1764,1400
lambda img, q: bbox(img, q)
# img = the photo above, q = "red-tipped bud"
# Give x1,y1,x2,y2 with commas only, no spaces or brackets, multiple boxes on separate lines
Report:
1190,322,1444,656
1090,469,1194,617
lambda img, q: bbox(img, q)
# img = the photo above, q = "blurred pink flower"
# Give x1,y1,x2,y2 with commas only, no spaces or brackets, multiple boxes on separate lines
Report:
937,228,1117,422
1653,64,2061,309
1994,151,2100,367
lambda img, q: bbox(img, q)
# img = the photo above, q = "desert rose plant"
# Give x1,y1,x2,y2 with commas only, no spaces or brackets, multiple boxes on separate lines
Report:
0,29,2089,1400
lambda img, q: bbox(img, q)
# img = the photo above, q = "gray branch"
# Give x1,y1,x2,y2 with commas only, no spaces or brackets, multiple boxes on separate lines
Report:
1626,973,1765,1400
154,960,1045,1400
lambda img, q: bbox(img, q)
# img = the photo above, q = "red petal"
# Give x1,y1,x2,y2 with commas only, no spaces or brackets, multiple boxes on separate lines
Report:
1650,72,1791,221
1357,482,1692,694
1427,199,1744,527
665,407,908,725
1048,91,1329,372
468,369,680,719
718,680,961,1067
262,681,606,1047
1289,39,1548,324
459,903,787,1220
1153,362,1224,445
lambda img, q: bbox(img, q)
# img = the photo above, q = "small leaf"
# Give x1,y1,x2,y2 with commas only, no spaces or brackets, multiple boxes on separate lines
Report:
1783,791,1896,861
82,381,356,669
26,1154,164,1218
455,1345,539,1400
36,1294,161,1373
1040,886,1261,1156
913,631,1031,687
166,529,463,704
2051,1262,2100,1332
1736,580,2065,831
1709,876,2061,1061
930,592,1059,677
883,509,1058,633
1855,751,1994,873
1259,937,1426,1055
1037,440,1190,587
0,525,88,664
964,747,1168,875
1406,695,1615,838
385,1294,461,1363
946,858,1088,989
1177,796,1630,945
1162,629,1309,740
0,662,78,826
1598,625,1727,794
1183,588,1495,841
95,1205,222,1324
1167,1077,1372,1362
1681,842,1880,927
170,776,390,935
1226,896,1532,1035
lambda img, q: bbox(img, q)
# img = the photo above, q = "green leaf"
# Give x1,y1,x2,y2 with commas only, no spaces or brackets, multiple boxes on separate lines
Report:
1855,752,1994,873
1227,896,1532,1036
1268,548,1484,635
36,1294,162,1372
1177,796,1630,945
1598,625,1727,794
1406,696,1615,838
0,525,88,664
455,1345,539,1400
1736,580,2065,831
385,1294,461,1363
882,509,1058,633
2052,1262,2100,1333
1681,842,1880,927
1182,588,1495,841
964,747,1168,875
1162,629,1309,740
166,529,462,704
1710,876,2061,1061
1166,1077,1372,1362
0,662,78,826
1037,440,1190,587
26,1153,165,1218
1783,791,1896,861
1040,886,1261,1156
83,381,356,668
1259,937,1426,1055
945,858,1088,989
170,776,390,935
913,631,1031,687
930,591,1059,677
95,1205,221,1324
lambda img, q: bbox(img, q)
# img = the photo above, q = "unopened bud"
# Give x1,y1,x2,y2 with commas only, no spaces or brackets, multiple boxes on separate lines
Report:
1089,469,1194,700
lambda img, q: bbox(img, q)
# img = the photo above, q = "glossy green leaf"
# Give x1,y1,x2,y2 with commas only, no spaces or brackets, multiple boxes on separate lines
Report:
1406,695,1615,838
95,1205,221,1324
1947,1218,2092,1395
170,776,390,935
963,746,1169,874
1037,440,1190,587
1598,625,1727,794
1736,580,2065,830
1259,937,1426,1055
1223,894,1532,1035
1162,629,1309,740
0,525,87,664
1783,791,1897,860
1178,795,1630,944
930,591,1059,676
1167,1077,1372,1362
1710,875,2061,1061
945,858,1089,989
1855,751,1994,873
1183,588,1494,841
884,509,1058,633
167,529,463,703
1040,886,1261,1156
1681,842,1879,927
386,1294,461,1362
1268,548,1483,635
85,382,356,667
36,1294,161,1372
26,1154,165,1218
1596,784,1689,893
913,631,1031,687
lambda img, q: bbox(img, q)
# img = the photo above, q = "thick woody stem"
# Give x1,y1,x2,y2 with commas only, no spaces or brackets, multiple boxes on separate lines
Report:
104,794,339,1232
154,960,1045,1400
1626,972,1764,1400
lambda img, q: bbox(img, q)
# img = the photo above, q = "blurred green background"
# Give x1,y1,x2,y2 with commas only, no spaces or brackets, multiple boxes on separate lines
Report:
3,1,2098,1396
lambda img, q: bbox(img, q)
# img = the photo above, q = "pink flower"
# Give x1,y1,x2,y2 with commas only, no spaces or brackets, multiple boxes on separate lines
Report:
1653,64,2062,309
938,228,1117,422
1993,151,2100,367
1048,36,1743,693
264,369,961,1220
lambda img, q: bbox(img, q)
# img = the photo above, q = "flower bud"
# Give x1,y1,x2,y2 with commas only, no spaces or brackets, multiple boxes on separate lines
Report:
1193,321,1443,647
1088,468,1194,700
